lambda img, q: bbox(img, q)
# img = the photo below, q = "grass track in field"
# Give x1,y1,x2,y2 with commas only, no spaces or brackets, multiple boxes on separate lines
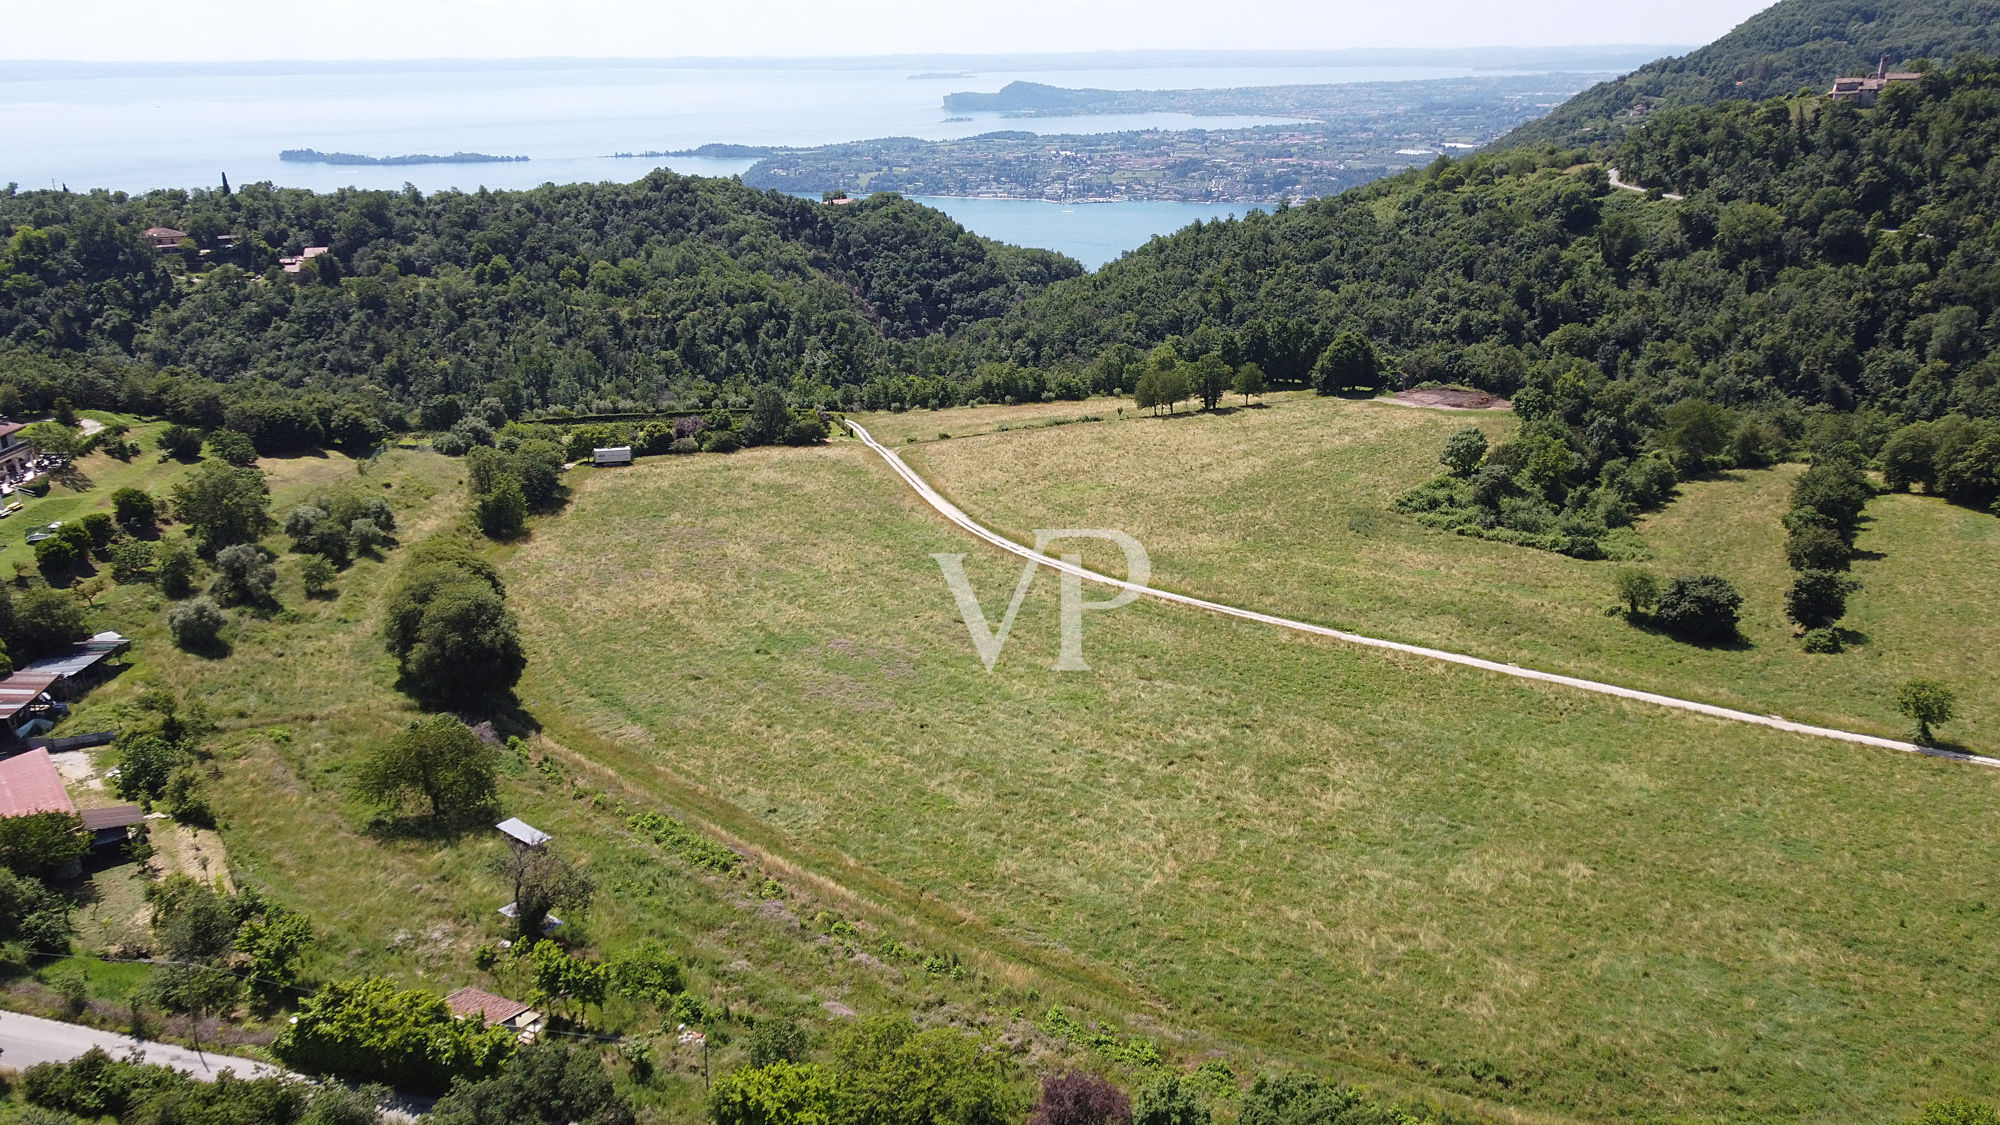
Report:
507,441,2000,1124
898,394,2000,752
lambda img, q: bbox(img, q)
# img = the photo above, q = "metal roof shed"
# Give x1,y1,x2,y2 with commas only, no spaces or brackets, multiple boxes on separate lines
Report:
592,446,633,466
496,817,550,847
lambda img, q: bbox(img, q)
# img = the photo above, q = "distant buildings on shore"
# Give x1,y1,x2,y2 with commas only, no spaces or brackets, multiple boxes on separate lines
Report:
1829,57,1923,107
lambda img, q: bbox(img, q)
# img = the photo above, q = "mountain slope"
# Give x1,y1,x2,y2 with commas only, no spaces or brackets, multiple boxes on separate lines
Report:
1494,0,2000,149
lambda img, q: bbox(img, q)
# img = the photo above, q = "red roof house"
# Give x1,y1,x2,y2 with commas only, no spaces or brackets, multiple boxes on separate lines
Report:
444,986,543,1041
0,749,75,819
142,227,188,251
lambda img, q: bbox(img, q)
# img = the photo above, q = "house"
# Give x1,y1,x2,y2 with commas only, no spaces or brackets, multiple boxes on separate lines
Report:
0,421,35,483
444,986,544,1042
1829,57,1923,106
592,446,633,466
142,227,188,252
0,749,75,822
279,246,330,276
496,817,550,848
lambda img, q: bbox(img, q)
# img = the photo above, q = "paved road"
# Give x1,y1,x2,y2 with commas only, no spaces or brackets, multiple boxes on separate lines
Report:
1606,166,1685,200
0,1009,283,1079
849,420,2000,771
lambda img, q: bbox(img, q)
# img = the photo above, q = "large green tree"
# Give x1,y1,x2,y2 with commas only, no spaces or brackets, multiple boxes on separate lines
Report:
170,461,271,555
354,715,499,825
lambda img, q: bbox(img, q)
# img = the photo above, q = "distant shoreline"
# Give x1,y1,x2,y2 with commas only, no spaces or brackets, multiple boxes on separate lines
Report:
279,148,529,166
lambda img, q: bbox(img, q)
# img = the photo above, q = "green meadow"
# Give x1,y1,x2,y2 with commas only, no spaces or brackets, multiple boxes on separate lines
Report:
501,440,2000,1124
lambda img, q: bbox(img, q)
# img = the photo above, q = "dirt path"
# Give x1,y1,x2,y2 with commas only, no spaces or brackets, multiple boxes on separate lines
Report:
847,420,1998,771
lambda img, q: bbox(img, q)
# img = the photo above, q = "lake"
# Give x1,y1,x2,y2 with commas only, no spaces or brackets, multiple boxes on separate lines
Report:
3,58,1579,267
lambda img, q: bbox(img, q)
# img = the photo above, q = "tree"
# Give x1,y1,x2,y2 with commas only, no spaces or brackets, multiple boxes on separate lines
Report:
1312,332,1381,395
1790,459,1872,543
1154,365,1190,415
403,583,526,706
33,525,89,581
171,461,271,555
712,1061,841,1125
745,386,792,447
205,428,259,466
429,1040,635,1125
301,555,337,597
1784,570,1859,631
525,939,610,1020
80,512,114,552
476,473,528,538
157,424,205,462
0,811,87,879
1132,1076,1209,1125
832,1016,1021,1125
209,544,276,606
116,734,189,804
1660,399,1733,471
1190,354,1231,411
1439,427,1488,476
608,939,685,1007
52,397,78,428
236,907,316,1001
354,715,498,825
1896,678,1957,743
1785,523,1850,571
493,845,596,938
10,586,87,661
1653,574,1743,643
110,538,156,583
1614,567,1660,617
156,537,199,598
1030,1073,1131,1125
1231,362,1267,405
0,867,73,952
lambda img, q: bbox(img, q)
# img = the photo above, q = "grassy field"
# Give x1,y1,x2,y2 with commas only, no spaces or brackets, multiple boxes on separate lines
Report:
505,441,2000,1124
900,394,2000,753
38,444,1047,1120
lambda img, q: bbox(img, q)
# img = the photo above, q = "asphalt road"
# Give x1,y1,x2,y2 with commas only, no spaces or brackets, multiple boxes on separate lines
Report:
0,1008,282,1079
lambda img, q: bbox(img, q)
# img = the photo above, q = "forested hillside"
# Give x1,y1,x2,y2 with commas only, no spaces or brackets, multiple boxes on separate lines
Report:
1495,0,2000,148
0,173,1075,421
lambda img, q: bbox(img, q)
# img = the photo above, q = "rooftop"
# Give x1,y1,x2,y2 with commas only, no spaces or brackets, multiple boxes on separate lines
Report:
444,986,531,1025
496,817,550,847
0,749,75,819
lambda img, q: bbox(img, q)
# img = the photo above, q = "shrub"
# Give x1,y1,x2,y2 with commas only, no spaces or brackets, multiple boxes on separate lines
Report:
110,539,155,583
668,437,699,455
748,1017,809,1068
301,555,337,597
1133,1076,1210,1125
33,529,86,580
167,597,226,650
11,587,87,661
206,429,259,466
115,735,187,804
209,544,276,606
1613,566,1659,617
1439,427,1488,476
164,768,215,828
274,977,516,1093
156,537,198,598
1031,1073,1132,1125
1801,627,1842,654
1653,574,1743,643
157,424,204,461
79,512,114,552
1236,1074,1376,1125
1784,570,1859,631
0,811,87,880
1785,523,1851,571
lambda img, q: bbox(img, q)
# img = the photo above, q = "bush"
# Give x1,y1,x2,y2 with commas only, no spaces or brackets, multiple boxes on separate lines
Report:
1784,569,1859,631
110,539,155,583
1653,574,1743,643
115,734,187,804
0,810,87,880
668,437,699,455
157,424,204,461
1785,523,1851,571
1439,426,1488,476
1132,1076,1210,1125
1801,627,1842,653
206,429,259,466
301,555,337,597
748,1017,809,1068
156,537,198,598
10,586,87,661
164,768,215,828
1896,678,1957,743
167,597,226,650
1236,1074,1380,1125
1030,1073,1132,1125
702,431,742,454
79,512,114,552
209,544,276,606
274,978,516,1093
1613,566,1659,617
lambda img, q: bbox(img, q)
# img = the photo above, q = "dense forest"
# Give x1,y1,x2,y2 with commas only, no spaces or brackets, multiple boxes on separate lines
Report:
0,174,1075,424
1495,0,2000,148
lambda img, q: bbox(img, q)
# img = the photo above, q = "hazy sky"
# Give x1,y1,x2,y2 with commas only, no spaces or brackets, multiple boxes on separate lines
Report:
11,0,1779,61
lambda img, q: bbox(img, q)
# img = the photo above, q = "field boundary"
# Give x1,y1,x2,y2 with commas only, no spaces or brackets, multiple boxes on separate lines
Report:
849,420,2000,770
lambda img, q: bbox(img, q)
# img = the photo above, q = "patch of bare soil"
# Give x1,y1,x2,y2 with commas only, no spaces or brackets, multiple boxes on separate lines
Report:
1387,388,1513,411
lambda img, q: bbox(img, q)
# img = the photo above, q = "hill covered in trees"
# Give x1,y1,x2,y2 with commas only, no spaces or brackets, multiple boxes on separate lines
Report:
0,173,1076,422
1494,0,2000,149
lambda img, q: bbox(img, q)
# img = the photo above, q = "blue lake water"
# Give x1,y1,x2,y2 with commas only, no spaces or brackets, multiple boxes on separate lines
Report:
3,59,1577,267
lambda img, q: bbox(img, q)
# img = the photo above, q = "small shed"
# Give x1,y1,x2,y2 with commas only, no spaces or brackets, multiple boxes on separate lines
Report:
496,817,550,848
0,749,75,820
592,446,634,466
79,804,145,848
498,901,563,934
444,986,544,1042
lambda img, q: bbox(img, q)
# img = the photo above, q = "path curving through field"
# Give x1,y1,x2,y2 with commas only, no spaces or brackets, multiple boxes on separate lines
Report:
849,420,1999,770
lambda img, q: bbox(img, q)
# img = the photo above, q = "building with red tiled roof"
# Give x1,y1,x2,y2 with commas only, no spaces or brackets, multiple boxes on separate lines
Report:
142,227,188,251
444,986,543,1041
1829,57,1923,106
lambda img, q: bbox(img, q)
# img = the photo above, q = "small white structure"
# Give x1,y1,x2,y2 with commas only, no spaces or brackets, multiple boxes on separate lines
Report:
496,817,550,848
498,901,563,934
592,446,633,466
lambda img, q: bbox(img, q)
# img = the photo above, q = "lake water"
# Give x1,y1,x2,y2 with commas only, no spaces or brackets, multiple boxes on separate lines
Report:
4,59,1569,267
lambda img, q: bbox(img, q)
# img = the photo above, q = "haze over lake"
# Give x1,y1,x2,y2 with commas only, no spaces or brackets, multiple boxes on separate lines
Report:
2,53,1650,266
